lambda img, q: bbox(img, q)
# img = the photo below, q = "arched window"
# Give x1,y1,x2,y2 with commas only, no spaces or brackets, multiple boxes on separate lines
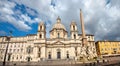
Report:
40,26,42,30
67,54,69,59
40,34,42,38
73,25,75,30
58,33,60,38
66,51,69,59
75,47,77,56
74,34,76,39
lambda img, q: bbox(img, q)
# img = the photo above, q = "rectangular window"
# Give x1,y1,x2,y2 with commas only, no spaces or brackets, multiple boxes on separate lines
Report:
3,49,5,53
20,56,22,59
13,49,15,52
21,49,23,52
1,45,2,48
1,50,2,53
18,49,19,52
16,56,18,59
105,48,107,51
12,56,14,59
3,45,5,48
9,49,12,52
101,48,103,51
10,45,12,48
1,57,3,60
38,53,41,57
22,44,23,47
39,48,41,52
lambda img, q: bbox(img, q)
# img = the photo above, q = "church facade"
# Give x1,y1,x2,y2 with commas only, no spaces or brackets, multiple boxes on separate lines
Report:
0,12,97,62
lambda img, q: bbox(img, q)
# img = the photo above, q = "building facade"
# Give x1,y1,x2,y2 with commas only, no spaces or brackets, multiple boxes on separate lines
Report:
95,41,120,57
0,16,97,62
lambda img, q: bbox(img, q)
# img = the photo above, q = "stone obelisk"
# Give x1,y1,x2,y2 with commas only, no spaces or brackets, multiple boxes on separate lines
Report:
79,9,88,62
79,9,97,62
80,9,87,46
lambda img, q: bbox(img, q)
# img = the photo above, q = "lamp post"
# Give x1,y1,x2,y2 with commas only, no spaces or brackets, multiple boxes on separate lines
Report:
3,36,11,66
3,31,12,66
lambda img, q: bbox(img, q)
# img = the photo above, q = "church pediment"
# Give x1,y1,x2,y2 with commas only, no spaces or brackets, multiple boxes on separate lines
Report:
51,41,65,45
46,41,65,48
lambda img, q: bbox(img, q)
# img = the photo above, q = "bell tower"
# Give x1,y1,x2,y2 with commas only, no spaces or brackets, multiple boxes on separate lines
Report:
37,22,46,39
70,21,78,39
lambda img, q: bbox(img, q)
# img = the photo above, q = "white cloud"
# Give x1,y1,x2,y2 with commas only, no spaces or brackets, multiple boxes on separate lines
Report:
5,14,31,31
0,7,14,15
0,0,41,31
1,0,120,40
20,14,41,24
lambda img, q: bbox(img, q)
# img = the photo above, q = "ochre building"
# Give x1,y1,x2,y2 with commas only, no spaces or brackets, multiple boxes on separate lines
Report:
95,41,120,57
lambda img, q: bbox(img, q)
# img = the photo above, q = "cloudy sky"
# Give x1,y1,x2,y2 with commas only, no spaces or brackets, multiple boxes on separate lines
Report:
0,0,120,41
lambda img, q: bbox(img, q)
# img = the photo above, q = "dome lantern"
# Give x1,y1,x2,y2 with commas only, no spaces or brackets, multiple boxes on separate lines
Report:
57,16,61,23
52,16,66,31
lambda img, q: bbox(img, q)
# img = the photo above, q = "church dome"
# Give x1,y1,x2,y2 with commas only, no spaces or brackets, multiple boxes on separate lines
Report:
52,17,66,30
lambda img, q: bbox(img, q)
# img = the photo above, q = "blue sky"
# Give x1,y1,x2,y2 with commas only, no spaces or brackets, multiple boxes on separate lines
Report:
0,0,120,41
0,0,42,36
0,4,39,36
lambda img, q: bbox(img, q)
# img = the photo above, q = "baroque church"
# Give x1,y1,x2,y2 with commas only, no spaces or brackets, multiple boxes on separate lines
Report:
0,10,97,62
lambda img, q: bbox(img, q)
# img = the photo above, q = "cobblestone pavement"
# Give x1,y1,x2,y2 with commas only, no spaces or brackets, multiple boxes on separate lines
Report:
0,57,120,66
0,61,120,66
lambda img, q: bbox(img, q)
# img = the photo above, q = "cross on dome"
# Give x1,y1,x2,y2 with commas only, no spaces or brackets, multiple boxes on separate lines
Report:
57,16,61,23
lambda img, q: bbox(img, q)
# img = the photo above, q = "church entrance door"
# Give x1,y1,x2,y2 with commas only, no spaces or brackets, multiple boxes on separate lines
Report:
57,51,61,59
